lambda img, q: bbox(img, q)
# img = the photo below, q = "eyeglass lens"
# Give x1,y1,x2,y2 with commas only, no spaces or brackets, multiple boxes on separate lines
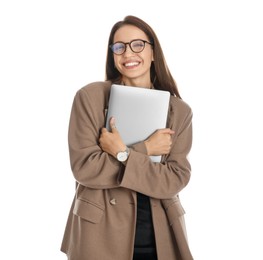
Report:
111,40,146,55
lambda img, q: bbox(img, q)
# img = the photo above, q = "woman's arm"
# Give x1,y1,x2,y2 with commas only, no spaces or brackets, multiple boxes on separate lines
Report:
118,102,193,199
68,85,122,189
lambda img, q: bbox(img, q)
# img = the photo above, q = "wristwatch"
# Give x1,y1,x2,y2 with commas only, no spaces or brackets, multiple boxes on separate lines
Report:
116,147,130,162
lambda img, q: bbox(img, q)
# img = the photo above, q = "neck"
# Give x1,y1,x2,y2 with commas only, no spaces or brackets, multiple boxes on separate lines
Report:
121,78,152,89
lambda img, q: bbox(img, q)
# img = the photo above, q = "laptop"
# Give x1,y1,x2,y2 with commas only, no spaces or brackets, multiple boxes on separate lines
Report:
106,84,170,162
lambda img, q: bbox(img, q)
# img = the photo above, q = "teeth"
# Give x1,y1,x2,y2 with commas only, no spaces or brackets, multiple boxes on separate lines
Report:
125,62,139,67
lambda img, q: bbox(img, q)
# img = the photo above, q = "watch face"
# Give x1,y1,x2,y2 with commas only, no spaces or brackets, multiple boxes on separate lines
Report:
117,151,128,162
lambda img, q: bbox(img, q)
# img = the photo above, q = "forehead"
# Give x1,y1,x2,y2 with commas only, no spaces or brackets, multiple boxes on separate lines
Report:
113,25,148,42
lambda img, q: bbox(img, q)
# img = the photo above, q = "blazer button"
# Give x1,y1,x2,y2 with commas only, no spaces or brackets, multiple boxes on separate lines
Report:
110,198,117,205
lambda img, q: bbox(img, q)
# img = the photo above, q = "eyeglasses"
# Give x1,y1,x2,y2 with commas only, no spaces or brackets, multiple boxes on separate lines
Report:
110,39,153,55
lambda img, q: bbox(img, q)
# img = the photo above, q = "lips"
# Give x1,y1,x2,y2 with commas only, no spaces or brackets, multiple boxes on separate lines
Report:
124,61,140,67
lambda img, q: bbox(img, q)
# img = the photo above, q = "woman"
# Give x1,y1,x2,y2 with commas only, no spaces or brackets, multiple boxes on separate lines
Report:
61,15,193,260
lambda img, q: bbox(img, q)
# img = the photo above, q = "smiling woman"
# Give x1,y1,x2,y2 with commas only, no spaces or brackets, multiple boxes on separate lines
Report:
109,24,154,88
1,0,263,259
60,15,193,260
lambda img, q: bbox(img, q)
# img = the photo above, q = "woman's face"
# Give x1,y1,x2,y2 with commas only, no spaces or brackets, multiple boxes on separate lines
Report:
112,25,154,87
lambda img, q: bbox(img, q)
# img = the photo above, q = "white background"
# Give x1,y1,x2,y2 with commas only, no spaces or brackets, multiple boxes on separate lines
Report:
1,0,263,259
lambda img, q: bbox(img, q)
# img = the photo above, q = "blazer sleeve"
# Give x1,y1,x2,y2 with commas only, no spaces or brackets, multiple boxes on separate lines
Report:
118,99,193,199
68,86,122,189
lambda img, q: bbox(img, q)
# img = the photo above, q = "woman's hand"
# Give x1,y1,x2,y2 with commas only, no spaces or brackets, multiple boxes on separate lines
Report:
99,117,126,158
144,128,175,156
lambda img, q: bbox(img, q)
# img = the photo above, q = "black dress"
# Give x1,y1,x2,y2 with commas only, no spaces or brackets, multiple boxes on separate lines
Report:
133,193,158,260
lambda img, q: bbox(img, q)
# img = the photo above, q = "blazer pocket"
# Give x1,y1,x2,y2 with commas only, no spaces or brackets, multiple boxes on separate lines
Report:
73,198,105,224
162,199,185,226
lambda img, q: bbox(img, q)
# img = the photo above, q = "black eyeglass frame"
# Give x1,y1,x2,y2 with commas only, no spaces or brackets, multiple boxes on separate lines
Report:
109,39,153,55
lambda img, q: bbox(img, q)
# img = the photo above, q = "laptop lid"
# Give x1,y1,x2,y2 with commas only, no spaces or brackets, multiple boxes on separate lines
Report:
106,84,170,162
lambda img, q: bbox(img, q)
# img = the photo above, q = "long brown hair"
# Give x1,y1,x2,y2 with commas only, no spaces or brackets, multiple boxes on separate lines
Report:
105,15,181,98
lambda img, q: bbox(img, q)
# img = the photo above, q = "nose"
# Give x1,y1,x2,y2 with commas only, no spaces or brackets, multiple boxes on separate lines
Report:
124,43,134,56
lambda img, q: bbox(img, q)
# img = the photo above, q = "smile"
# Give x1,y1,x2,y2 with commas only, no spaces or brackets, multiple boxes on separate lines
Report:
124,61,140,67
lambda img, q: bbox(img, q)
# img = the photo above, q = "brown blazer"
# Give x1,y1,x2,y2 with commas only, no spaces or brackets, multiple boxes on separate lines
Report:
61,81,193,260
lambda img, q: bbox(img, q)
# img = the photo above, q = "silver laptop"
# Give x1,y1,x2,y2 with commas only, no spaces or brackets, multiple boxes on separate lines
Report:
106,84,170,162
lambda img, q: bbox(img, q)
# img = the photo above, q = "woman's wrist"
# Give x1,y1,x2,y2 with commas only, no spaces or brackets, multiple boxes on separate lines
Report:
144,140,151,156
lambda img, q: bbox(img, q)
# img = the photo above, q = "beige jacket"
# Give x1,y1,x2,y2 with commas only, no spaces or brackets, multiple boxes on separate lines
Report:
61,81,194,260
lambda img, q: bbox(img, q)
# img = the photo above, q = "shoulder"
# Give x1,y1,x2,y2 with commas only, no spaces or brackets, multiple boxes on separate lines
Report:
71,81,112,109
74,81,112,103
79,81,111,96
168,96,193,131
170,95,192,116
